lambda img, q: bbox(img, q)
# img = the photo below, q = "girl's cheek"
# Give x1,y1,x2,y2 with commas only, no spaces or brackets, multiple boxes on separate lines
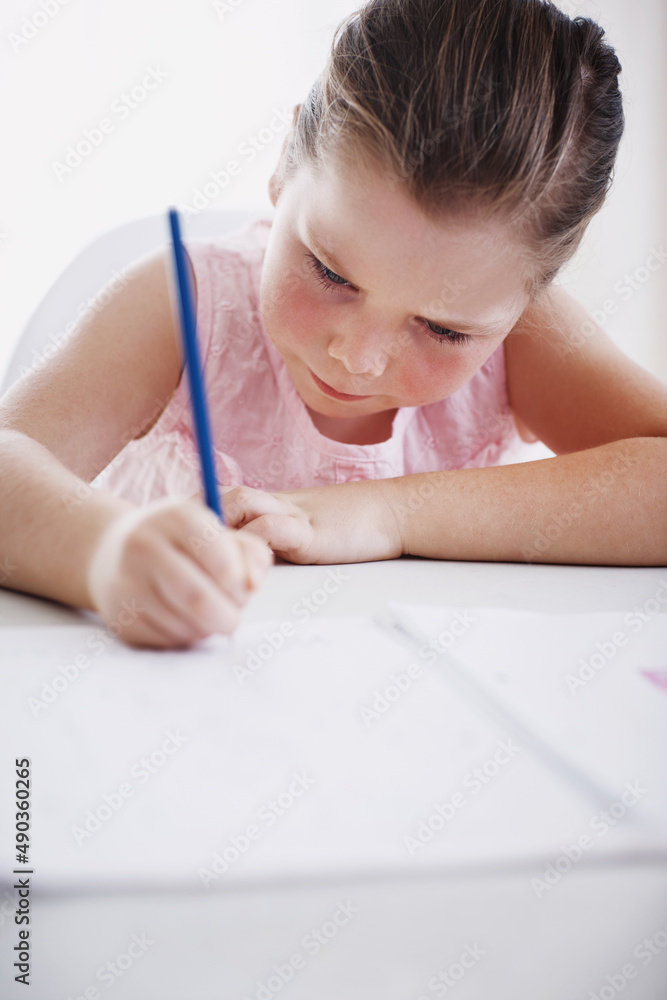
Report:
274,281,329,348
396,346,472,401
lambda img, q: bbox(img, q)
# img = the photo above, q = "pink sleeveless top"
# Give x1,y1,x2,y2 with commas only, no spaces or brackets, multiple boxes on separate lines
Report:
96,219,543,506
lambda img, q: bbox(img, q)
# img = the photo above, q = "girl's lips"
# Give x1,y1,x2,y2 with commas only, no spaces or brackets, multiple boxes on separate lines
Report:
310,369,372,401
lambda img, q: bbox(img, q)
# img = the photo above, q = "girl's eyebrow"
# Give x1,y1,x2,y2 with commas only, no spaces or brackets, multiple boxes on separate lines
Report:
304,229,505,335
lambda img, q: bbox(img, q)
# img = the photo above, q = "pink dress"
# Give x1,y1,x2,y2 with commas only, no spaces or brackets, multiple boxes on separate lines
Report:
96,219,546,506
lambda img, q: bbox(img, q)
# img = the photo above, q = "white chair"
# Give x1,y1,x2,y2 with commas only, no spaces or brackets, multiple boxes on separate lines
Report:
0,209,265,395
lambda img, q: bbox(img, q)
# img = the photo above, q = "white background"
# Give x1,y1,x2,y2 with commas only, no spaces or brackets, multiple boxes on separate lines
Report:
0,0,665,382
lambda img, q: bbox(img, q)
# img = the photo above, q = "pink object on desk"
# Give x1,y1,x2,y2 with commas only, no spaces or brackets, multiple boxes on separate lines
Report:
640,669,667,693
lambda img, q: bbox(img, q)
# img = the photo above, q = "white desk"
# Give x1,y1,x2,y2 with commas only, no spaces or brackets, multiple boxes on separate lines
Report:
1,559,666,1000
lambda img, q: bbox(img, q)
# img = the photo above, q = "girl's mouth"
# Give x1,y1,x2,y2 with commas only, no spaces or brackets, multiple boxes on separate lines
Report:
310,369,373,401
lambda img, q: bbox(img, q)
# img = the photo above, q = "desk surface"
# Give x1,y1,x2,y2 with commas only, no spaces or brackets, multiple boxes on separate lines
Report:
2,556,664,627
1,559,666,1000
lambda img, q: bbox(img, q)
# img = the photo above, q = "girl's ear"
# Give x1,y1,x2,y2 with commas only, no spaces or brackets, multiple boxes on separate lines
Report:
268,167,283,207
268,104,301,207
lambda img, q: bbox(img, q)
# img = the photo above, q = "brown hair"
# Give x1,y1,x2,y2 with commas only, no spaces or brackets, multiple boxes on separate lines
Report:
282,0,624,296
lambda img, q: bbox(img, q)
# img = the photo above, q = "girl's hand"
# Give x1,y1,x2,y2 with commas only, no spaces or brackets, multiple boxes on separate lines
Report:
86,497,273,649
213,480,404,565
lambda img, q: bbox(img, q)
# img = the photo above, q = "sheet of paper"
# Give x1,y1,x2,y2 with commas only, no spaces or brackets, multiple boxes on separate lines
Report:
388,602,667,832
1,609,663,893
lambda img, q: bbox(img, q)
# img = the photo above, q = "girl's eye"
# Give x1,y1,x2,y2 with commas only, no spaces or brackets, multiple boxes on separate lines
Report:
306,250,471,345
306,252,351,288
423,321,471,345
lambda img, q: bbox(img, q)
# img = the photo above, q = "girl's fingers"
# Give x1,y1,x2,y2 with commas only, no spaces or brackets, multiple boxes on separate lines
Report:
238,513,309,563
96,497,276,646
119,604,199,650
181,512,257,598
222,486,292,529
177,499,274,592
236,528,275,588
147,541,244,635
89,498,273,649
153,499,249,600
143,575,212,645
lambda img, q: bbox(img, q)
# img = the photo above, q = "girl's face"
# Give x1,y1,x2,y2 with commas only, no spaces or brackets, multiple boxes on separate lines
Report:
259,155,532,421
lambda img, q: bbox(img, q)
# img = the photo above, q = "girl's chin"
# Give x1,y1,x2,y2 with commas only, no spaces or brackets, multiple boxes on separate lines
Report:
304,396,371,418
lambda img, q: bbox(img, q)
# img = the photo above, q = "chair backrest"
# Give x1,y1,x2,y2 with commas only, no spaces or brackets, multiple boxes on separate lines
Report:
0,209,267,395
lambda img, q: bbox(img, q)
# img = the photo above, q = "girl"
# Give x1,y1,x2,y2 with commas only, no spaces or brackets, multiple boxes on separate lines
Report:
1,0,665,650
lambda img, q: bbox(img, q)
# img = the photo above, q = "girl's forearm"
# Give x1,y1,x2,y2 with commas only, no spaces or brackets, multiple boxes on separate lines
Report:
0,429,134,610
378,437,667,566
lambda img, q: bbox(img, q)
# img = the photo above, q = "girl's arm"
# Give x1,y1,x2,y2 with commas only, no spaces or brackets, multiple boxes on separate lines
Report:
380,435,666,565
224,286,667,567
0,251,272,645
0,250,183,608
0,427,135,609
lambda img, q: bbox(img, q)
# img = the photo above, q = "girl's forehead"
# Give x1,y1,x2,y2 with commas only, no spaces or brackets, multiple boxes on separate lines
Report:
291,157,520,263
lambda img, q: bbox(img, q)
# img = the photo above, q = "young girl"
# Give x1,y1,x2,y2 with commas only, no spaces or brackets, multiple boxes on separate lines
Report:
1,0,665,650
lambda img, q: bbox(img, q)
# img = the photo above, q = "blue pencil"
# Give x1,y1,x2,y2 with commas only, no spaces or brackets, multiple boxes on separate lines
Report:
168,207,225,523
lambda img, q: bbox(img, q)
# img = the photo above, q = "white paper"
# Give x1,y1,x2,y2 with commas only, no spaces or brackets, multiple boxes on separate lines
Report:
1,608,665,893
388,602,667,826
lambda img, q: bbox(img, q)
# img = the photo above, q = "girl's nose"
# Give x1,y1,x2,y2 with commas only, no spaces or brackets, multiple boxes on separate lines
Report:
327,323,392,379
